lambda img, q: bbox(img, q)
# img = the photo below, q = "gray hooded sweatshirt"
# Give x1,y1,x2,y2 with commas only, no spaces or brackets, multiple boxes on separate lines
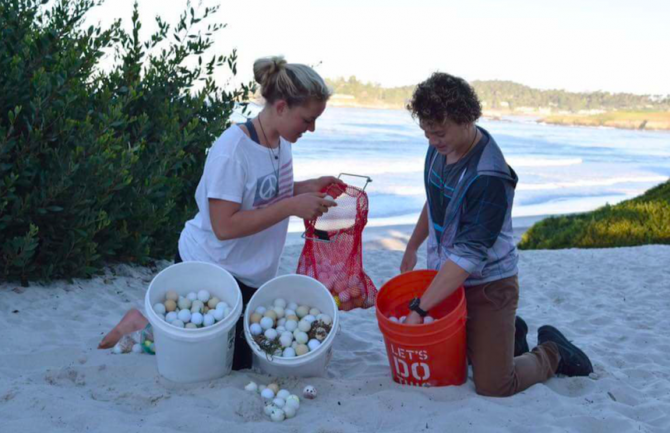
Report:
425,127,519,286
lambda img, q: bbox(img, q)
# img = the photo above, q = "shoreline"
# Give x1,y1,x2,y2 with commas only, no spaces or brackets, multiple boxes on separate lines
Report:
326,101,670,132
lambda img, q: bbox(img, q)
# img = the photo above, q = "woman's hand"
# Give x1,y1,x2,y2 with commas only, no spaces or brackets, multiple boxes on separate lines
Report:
290,192,337,220
296,176,347,196
400,247,418,273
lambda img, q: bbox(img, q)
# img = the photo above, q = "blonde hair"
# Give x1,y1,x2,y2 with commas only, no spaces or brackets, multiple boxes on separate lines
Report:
253,56,331,107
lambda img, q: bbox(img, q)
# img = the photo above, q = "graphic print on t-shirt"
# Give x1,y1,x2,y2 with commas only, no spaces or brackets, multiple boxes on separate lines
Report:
253,160,293,208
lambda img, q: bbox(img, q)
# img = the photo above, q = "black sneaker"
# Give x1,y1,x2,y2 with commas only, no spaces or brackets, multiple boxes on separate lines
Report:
537,325,593,377
514,316,530,357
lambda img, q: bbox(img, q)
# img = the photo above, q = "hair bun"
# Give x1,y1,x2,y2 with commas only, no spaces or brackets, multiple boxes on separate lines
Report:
253,56,288,86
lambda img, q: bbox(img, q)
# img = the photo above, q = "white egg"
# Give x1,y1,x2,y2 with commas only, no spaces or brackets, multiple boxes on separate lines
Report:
190,300,204,313
255,306,267,315
263,402,276,416
400,316,407,324
177,309,191,323
197,290,211,303
284,309,296,318
287,302,298,311
261,388,275,399
112,344,122,354
187,292,197,301
171,319,185,328
296,306,309,318
279,334,293,348
294,330,309,344
276,326,286,333
325,194,336,201
303,314,316,324
303,385,317,399
153,303,166,315
274,298,287,309
286,395,300,409
165,311,178,323
245,381,258,392
291,341,298,350
132,343,142,353
212,308,224,321
270,407,285,422
260,316,274,330
308,339,321,351
250,323,263,336
214,301,226,310
319,314,333,325
277,389,290,400
274,307,285,319
177,297,192,310
203,314,215,327
185,323,198,329
423,316,435,324
272,397,286,408
298,320,311,333
264,328,278,341
284,319,298,332
389,316,399,323
283,405,297,419
190,312,204,326
309,308,321,316
282,347,296,357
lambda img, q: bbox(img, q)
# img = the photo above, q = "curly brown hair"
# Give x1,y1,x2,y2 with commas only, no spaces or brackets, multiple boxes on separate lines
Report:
407,72,482,126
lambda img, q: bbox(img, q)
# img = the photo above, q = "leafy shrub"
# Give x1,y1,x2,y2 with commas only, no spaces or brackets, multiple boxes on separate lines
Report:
0,0,254,284
519,180,670,250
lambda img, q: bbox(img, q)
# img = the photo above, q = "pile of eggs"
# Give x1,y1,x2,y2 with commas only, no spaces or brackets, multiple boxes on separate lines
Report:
388,314,435,325
249,298,332,358
245,381,316,422
153,289,232,329
315,262,374,311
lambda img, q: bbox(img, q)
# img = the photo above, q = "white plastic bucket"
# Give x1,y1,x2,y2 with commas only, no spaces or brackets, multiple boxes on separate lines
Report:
244,274,339,377
145,261,242,383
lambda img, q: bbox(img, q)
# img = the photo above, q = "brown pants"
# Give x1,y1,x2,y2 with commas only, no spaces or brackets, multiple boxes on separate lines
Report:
465,275,560,397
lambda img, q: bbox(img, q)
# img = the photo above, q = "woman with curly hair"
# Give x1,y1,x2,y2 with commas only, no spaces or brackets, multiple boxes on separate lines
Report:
401,72,592,396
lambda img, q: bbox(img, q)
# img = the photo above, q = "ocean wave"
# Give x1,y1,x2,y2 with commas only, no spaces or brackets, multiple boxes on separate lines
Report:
518,176,668,191
507,157,583,167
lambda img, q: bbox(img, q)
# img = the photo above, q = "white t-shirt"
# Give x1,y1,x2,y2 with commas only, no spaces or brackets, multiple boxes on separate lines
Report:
178,125,294,287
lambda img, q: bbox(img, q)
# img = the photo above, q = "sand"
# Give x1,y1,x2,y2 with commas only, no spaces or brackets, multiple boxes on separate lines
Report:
1,223,669,433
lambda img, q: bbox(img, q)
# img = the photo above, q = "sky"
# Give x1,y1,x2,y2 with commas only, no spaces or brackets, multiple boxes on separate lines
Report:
84,0,670,95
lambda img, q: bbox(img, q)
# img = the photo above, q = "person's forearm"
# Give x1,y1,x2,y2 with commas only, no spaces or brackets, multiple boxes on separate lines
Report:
214,199,293,240
419,260,470,312
407,202,429,251
293,180,310,196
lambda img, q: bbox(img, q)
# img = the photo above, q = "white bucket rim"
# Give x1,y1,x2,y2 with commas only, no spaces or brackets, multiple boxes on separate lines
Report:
244,274,339,366
145,261,243,340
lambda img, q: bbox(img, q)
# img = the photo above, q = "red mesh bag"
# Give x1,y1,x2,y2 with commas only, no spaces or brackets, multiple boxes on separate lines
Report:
296,183,377,311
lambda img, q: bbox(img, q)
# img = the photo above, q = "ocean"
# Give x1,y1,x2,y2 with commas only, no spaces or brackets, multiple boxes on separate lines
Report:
234,106,670,232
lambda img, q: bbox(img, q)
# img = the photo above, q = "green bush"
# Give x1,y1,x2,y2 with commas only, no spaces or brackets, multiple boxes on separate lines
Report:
0,0,254,284
519,180,670,250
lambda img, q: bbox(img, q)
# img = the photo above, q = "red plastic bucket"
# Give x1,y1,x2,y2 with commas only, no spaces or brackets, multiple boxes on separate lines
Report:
376,270,467,387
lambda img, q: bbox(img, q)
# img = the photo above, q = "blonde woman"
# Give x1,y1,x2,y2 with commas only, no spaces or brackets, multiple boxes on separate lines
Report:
100,57,344,370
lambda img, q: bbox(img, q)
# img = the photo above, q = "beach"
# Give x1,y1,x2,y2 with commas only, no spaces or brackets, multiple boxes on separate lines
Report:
1,222,669,433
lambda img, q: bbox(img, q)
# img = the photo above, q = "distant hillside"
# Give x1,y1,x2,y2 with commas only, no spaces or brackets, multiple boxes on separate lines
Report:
325,76,670,115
